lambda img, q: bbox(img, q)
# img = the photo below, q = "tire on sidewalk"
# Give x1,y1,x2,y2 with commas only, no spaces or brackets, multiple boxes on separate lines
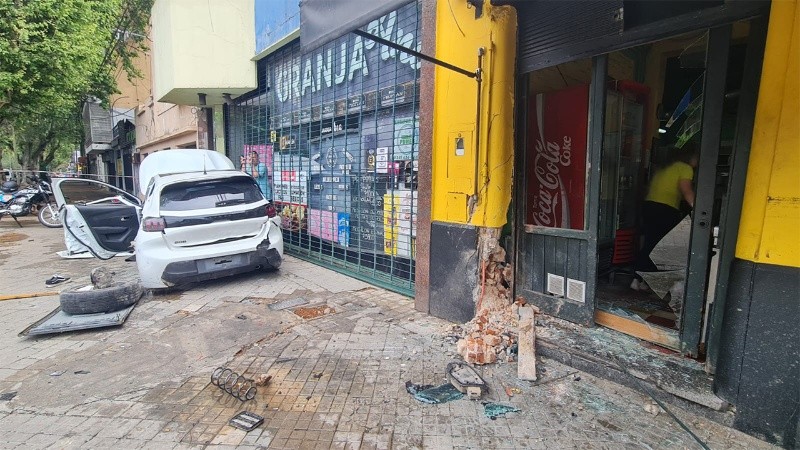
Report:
59,281,143,315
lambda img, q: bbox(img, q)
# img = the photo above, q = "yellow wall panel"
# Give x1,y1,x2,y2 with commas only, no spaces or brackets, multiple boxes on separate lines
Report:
431,2,517,227
736,0,800,268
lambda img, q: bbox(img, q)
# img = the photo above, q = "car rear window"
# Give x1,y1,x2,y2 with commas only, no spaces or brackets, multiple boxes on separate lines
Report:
160,177,264,211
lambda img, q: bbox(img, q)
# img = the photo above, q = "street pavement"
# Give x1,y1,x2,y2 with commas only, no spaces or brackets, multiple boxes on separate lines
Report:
0,217,776,449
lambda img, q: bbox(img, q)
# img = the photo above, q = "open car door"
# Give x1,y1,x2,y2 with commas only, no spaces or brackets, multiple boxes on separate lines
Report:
52,178,141,258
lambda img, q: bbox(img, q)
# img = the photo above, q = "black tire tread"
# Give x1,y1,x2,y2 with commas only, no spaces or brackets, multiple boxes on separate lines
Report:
60,280,143,315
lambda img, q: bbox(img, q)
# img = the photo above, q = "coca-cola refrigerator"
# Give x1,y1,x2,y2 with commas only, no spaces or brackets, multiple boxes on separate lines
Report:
526,84,590,230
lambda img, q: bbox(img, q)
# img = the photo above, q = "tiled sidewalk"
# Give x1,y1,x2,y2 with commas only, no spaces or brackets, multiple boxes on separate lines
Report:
0,222,777,449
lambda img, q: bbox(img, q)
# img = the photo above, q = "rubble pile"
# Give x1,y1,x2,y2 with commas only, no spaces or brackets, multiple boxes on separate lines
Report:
453,237,520,365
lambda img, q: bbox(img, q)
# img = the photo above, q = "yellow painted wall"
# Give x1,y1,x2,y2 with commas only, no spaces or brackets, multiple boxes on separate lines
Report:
110,37,152,110
736,0,800,268
431,1,516,227
151,0,256,106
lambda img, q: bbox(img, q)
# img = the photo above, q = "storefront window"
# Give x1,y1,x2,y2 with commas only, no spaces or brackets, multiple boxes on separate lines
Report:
227,2,421,293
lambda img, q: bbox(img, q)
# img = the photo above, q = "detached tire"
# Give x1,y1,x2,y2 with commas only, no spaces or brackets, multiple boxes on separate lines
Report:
60,281,143,315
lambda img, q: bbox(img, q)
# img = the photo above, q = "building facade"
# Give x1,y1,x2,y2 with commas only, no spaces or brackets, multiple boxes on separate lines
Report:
147,0,798,445
416,0,797,447
223,1,424,294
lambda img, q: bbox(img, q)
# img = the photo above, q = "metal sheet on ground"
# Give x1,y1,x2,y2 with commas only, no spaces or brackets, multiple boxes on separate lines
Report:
19,304,136,336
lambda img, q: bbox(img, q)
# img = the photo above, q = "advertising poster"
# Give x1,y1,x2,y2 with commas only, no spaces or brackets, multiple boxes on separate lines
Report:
337,213,350,247
527,84,589,230
307,208,338,243
383,190,416,258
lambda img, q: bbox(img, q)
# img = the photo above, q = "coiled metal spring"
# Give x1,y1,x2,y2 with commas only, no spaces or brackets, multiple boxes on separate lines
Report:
211,367,256,401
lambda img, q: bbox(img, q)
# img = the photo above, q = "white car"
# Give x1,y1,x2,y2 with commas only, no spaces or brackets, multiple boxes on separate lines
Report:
53,149,283,289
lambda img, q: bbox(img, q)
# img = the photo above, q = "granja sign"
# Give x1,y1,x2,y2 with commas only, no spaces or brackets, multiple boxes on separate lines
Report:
272,4,420,109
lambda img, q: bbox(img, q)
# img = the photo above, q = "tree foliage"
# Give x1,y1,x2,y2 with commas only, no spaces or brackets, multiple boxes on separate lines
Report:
0,0,152,172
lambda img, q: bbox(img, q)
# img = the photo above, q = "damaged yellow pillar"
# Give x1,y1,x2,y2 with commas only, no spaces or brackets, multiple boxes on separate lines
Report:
430,1,517,228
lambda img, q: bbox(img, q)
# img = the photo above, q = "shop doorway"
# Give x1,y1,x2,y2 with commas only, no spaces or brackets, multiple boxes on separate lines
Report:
516,19,763,357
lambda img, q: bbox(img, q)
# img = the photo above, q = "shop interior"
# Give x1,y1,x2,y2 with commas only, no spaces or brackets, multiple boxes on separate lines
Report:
524,22,752,351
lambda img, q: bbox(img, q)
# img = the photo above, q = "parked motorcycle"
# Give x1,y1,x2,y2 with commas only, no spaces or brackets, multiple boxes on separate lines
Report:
0,176,62,228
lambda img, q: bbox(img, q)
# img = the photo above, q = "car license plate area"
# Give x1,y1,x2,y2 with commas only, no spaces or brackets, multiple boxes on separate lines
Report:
197,254,247,273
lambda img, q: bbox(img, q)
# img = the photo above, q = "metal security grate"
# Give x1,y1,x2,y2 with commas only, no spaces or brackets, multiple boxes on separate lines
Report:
226,1,421,296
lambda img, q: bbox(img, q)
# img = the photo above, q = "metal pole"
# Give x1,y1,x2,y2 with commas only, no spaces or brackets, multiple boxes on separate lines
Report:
352,29,479,80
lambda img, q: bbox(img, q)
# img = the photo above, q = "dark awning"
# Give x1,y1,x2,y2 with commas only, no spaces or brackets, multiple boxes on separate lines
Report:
299,0,410,51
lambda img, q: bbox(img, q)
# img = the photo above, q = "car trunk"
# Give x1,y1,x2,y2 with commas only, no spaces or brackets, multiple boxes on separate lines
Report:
158,177,268,248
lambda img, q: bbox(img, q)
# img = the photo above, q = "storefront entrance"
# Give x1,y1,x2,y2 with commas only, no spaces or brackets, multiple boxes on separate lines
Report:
514,12,768,358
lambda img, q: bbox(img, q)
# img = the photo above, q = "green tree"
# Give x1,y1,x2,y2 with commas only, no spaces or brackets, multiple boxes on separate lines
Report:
0,0,152,174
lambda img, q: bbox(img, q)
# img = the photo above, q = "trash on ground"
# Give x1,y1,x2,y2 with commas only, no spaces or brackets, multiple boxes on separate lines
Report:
268,297,309,311
228,411,264,431
446,361,487,400
405,381,433,396
49,371,65,377
211,367,256,401
504,386,521,397
74,370,90,375
45,275,70,286
484,402,520,419
643,401,661,416
406,381,464,404
0,391,17,401
18,304,136,337
255,374,272,386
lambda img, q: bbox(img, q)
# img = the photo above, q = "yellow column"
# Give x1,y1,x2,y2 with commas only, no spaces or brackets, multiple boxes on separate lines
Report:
736,0,800,267
431,1,517,227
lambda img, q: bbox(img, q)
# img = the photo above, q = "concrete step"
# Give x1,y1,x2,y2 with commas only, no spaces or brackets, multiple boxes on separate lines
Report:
535,314,734,426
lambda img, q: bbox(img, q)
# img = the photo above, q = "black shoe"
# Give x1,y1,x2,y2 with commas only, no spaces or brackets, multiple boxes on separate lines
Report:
45,275,70,286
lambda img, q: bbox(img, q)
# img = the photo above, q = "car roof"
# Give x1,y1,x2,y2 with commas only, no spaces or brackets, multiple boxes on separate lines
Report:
153,170,252,187
139,149,235,192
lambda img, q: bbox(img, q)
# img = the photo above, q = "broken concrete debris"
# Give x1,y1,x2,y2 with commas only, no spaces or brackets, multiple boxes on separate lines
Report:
517,304,537,381
452,230,523,366
255,374,272,386
90,267,115,289
446,361,487,400
644,400,661,416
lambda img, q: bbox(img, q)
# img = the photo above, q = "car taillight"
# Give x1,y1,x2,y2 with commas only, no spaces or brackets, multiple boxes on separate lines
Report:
265,203,277,218
142,217,166,232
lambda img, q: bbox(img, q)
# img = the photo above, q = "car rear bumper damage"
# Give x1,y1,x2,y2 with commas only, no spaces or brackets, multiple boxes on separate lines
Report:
161,239,281,286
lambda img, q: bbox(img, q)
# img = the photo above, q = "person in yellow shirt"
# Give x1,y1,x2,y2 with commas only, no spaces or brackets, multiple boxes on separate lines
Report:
632,145,698,289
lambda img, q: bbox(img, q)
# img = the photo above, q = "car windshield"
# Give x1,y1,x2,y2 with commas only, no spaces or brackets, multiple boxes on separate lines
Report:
160,177,264,211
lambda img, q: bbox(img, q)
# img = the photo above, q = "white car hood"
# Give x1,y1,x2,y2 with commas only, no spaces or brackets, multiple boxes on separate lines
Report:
139,149,235,193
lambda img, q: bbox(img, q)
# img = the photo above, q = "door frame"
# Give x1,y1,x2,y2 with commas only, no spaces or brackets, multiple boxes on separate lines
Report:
680,24,731,357
512,14,769,357
513,55,608,326
705,13,769,372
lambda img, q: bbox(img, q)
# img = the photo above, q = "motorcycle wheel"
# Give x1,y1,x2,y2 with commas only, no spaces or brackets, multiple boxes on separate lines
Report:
38,203,62,228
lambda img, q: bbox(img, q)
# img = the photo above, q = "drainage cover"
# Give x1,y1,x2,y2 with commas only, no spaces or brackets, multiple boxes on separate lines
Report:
229,411,264,431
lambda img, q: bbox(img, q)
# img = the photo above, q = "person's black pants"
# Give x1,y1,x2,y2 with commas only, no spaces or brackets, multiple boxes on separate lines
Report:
635,201,685,273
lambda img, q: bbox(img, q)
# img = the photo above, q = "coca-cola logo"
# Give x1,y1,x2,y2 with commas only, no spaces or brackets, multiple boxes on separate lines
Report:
532,134,572,227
